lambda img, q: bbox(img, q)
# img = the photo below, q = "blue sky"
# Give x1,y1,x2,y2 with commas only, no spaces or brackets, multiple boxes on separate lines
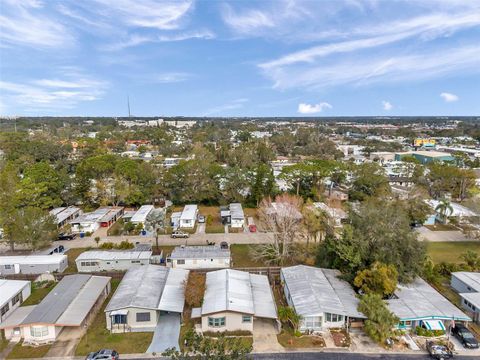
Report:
0,0,479,117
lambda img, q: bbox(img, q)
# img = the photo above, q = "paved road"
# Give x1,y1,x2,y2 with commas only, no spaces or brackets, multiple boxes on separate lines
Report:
417,226,471,242
254,353,474,360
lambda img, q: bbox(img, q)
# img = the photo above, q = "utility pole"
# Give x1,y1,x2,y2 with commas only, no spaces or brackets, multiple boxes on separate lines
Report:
127,95,131,118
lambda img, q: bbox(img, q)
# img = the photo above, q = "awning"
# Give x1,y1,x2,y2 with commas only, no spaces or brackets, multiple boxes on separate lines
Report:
423,320,446,331
110,310,128,316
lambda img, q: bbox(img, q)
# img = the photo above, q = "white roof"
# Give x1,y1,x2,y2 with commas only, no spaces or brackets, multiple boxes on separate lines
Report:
105,265,188,313
312,203,348,219
76,250,152,262
180,205,197,221
229,203,244,220
387,278,470,321
71,208,110,224
452,272,480,292
201,269,277,319
50,206,81,225
130,205,154,223
0,254,67,266
170,246,230,260
0,279,30,305
281,265,365,318
267,202,303,219
426,200,477,217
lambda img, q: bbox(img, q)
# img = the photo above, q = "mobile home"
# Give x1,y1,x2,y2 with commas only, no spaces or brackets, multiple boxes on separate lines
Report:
0,280,31,323
0,255,68,275
167,246,231,269
76,250,152,272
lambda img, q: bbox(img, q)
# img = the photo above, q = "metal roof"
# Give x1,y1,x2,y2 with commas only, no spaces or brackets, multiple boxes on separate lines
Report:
50,206,81,225
105,265,188,313
452,272,480,292
21,274,110,326
0,254,67,266
180,205,197,221
426,200,478,217
281,265,365,319
312,202,347,219
0,279,30,306
130,205,154,223
229,203,244,220
170,246,230,260
76,250,152,262
71,207,111,224
201,269,277,319
387,278,471,321
0,306,35,329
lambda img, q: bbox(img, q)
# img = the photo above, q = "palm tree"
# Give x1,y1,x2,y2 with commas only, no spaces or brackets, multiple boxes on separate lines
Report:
278,306,302,332
435,199,453,224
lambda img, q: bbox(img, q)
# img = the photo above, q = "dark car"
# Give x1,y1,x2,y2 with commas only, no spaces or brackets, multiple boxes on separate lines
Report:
85,349,119,360
452,323,479,349
57,232,77,241
171,230,189,239
426,341,453,359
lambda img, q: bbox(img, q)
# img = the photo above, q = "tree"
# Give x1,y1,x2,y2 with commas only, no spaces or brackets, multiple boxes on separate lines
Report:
460,250,480,270
251,194,303,265
358,293,399,343
302,200,332,244
144,209,166,250
8,207,57,250
354,262,398,298
248,164,276,207
398,197,432,226
435,198,453,224
278,306,302,333
349,163,390,201
163,328,252,360
317,200,425,282
427,163,476,200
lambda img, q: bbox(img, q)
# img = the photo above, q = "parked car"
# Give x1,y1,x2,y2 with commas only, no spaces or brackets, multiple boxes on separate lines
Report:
85,349,119,360
248,224,257,233
426,341,453,359
57,232,77,241
452,324,479,349
198,215,206,223
171,230,189,239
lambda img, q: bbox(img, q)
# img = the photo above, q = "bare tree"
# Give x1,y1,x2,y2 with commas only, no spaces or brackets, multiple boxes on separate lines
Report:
252,194,303,265
144,208,166,250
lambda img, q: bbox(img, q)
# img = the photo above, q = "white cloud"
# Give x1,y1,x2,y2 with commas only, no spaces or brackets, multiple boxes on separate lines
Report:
222,5,275,34
154,72,191,83
297,102,332,114
382,101,393,111
440,92,459,102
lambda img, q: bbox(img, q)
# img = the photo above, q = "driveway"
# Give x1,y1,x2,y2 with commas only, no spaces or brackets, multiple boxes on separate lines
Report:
147,313,181,354
45,326,84,357
196,223,206,234
416,227,469,242
253,319,283,353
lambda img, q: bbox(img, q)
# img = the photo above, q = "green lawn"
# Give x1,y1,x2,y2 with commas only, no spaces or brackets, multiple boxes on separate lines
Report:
65,247,89,273
231,244,265,268
426,241,480,264
0,337,9,352
75,279,153,356
21,281,56,306
7,341,51,359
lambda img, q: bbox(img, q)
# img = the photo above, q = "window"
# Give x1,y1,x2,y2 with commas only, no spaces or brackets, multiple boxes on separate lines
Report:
136,312,151,322
4,265,12,270
112,314,127,324
177,259,185,265
242,315,252,323
1,303,9,316
305,316,322,329
30,326,48,337
12,292,22,306
208,317,226,327
325,313,343,323
131,260,140,264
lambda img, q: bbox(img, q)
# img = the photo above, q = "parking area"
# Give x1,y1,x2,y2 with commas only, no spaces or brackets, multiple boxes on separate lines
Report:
449,334,480,356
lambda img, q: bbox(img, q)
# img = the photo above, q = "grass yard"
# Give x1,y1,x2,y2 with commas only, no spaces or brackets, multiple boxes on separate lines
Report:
7,340,51,359
424,224,459,231
426,241,480,264
153,245,175,257
21,281,56,306
230,244,265,268
75,279,153,356
0,337,9,352
277,329,325,348
65,247,89,272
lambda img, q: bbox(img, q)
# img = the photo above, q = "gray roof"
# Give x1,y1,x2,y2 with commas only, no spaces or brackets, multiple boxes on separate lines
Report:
170,246,230,260
105,265,188,313
76,250,152,262
387,278,471,321
452,272,480,292
21,274,110,326
201,269,277,319
229,203,244,220
281,265,365,319
0,306,35,329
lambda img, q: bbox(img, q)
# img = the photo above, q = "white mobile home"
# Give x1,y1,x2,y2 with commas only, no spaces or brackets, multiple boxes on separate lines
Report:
451,272,480,323
49,206,81,228
167,246,231,269
0,280,31,323
281,265,365,332
130,205,154,226
220,203,245,228
0,274,111,345
76,250,152,272
70,206,124,233
0,255,68,275
179,205,198,229
105,265,188,333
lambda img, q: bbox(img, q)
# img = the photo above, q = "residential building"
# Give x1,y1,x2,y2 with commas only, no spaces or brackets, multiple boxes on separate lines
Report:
0,255,68,275
70,206,124,233
451,272,480,323
0,274,111,345
105,265,188,333
130,205,154,227
179,205,198,229
0,280,31,323
220,203,245,228
167,246,231,269
281,265,365,332
76,250,152,272
49,206,81,228
312,202,347,227
191,269,278,333
426,199,478,224
387,278,471,331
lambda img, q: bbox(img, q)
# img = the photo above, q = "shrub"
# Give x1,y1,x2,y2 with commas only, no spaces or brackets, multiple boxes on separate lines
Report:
203,330,252,337
184,272,205,308
415,326,445,337
206,215,213,226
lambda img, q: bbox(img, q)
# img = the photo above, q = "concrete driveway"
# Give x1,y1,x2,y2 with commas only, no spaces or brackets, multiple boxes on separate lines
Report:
45,326,84,357
147,313,181,354
416,226,469,242
196,223,206,234
253,319,283,353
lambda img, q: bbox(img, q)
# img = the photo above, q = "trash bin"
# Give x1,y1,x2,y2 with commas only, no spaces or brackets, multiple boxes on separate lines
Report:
141,230,147,236
80,232,85,238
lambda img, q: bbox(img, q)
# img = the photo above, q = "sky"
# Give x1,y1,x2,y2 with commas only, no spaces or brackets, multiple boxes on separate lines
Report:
0,0,480,117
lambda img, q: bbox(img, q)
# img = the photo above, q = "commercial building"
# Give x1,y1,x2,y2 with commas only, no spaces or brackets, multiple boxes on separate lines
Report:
281,265,365,332
76,250,152,272
0,255,68,275
0,280,31,323
451,272,480,323
0,274,111,345
394,151,454,164
105,265,188,333
191,269,278,333
167,246,231,269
